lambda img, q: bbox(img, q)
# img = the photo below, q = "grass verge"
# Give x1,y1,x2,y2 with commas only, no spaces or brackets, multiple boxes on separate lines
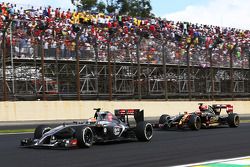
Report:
241,120,250,123
0,129,34,134
0,120,249,134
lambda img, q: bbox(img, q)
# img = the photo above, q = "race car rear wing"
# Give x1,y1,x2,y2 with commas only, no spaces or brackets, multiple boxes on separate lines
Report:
114,109,144,123
212,104,233,113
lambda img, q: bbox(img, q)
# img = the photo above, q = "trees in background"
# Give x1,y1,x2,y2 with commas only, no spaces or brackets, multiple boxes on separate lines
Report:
129,0,152,18
71,0,152,18
97,1,106,13
71,0,98,11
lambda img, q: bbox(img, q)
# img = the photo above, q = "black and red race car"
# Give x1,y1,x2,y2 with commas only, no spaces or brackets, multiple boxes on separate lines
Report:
158,103,240,130
21,108,153,148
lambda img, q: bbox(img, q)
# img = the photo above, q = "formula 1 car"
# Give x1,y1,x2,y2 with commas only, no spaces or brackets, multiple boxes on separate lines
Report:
20,108,153,148
158,103,240,130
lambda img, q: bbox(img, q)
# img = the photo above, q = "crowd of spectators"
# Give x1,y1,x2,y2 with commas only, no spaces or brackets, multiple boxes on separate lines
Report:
0,2,249,68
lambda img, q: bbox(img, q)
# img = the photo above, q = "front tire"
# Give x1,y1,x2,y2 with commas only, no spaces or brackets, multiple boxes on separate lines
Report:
136,122,153,141
76,126,94,148
227,113,240,128
34,125,51,139
188,115,201,130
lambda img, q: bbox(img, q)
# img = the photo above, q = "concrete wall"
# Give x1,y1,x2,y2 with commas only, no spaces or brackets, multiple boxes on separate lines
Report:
0,101,250,122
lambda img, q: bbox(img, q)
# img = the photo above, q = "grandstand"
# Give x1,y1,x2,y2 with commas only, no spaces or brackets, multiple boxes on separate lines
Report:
0,2,250,101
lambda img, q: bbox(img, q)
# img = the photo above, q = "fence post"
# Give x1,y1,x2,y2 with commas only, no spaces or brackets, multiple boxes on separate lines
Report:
230,51,234,100
76,39,81,100
136,36,143,101
2,29,8,101
10,21,16,100
209,48,215,100
75,25,85,100
107,36,112,101
230,43,237,100
34,43,38,98
55,44,59,100
40,35,46,101
94,39,99,99
186,45,192,101
1,20,12,101
162,43,168,100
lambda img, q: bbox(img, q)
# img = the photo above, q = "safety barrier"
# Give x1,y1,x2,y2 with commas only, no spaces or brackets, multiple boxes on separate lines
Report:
0,101,249,121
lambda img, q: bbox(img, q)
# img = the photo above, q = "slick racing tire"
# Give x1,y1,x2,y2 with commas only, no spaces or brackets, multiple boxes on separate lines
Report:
76,126,94,148
34,125,51,139
227,113,240,128
188,115,201,130
136,122,153,142
159,114,170,124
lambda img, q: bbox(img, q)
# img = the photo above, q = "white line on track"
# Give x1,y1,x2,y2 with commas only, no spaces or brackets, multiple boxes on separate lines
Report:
0,132,33,136
172,156,250,167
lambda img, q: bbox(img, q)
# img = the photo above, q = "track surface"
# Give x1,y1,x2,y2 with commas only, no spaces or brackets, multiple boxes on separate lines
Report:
0,124,250,167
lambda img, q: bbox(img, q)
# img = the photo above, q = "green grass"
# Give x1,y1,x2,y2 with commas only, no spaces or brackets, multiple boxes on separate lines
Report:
0,129,34,134
241,120,250,123
0,120,249,134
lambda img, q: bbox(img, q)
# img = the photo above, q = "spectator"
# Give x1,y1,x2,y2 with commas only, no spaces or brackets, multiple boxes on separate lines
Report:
70,41,76,58
60,40,66,58
50,39,57,58
0,2,248,69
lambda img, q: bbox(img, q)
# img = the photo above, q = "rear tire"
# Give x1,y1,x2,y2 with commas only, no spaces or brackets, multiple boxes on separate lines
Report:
76,126,94,148
136,122,153,141
188,115,201,130
227,113,240,128
34,125,51,139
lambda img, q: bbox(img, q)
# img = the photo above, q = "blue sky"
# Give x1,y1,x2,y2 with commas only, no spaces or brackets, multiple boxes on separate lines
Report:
152,0,250,30
4,0,250,29
151,0,209,17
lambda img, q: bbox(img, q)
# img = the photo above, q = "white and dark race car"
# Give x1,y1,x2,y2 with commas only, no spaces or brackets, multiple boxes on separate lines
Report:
158,103,240,130
20,108,153,148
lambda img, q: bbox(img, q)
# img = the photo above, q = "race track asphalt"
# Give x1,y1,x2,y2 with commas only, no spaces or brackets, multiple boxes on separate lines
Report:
0,124,250,167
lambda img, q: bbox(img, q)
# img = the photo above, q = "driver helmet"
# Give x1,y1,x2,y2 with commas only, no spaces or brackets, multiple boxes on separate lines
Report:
107,113,113,122
199,104,208,111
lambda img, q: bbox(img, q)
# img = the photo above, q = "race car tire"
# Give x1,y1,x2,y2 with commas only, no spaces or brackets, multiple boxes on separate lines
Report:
159,114,170,124
76,126,94,148
136,122,153,141
188,115,201,130
34,125,51,139
227,113,240,128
